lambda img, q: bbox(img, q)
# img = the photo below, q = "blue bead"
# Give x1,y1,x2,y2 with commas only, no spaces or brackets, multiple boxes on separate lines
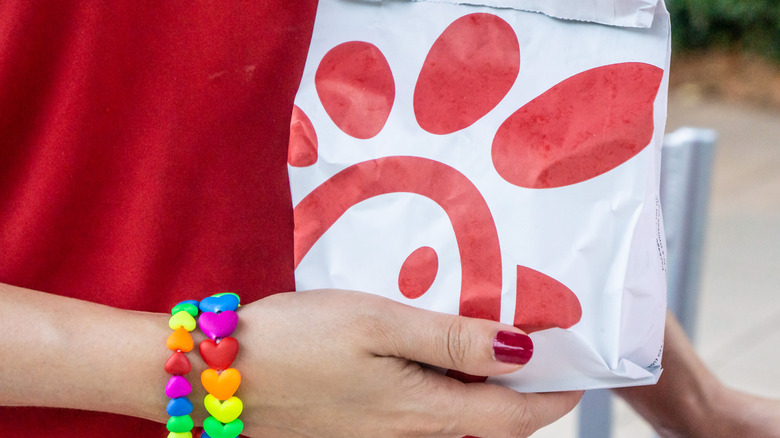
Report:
199,294,239,313
200,433,211,438
166,397,193,416
177,299,200,308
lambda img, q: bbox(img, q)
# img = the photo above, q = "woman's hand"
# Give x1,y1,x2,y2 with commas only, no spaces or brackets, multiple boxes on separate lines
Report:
0,284,581,437
233,289,582,437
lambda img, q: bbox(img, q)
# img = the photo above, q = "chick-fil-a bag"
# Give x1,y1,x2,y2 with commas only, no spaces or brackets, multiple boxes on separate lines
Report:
288,0,670,391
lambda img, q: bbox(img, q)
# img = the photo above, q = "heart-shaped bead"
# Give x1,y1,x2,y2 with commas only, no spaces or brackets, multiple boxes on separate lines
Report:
165,351,192,375
203,416,244,438
166,327,194,352
166,414,194,433
169,311,197,332
166,432,193,438
201,368,241,401
204,394,243,424
199,337,239,370
213,292,241,305
199,295,239,314
171,300,200,318
199,311,238,340
172,300,200,317
166,397,194,416
165,375,192,398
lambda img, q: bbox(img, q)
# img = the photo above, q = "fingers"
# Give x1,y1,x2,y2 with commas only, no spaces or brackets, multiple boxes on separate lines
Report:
369,300,533,377
424,372,583,438
454,386,583,437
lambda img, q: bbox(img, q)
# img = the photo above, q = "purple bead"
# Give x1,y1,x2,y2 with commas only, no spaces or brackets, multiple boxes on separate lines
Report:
165,375,192,398
199,310,238,340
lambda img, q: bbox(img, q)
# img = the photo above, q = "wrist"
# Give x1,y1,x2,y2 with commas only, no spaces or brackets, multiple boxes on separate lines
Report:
160,293,245,436
117,310,210,425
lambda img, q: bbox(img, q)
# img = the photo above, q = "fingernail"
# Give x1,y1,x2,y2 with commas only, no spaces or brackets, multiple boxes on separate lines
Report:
493,331,533,365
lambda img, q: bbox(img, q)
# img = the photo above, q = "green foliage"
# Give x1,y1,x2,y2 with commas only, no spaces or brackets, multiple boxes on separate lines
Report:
668,0,780,61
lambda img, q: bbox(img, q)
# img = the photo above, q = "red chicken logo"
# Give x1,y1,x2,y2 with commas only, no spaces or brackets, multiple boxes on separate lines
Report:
289,13,662,336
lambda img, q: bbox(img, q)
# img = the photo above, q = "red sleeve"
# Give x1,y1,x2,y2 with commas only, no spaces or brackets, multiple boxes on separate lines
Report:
0,0,317,435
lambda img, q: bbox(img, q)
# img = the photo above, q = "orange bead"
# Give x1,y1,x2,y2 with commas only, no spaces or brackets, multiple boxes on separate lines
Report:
201,368,241,401
166,327,194,352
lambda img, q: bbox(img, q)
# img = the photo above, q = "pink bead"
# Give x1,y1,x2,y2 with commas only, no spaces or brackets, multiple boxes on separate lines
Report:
165,375,191,398
198,310,238,340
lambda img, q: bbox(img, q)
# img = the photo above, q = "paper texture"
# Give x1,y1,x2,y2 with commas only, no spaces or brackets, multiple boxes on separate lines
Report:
288,0,670,391
362,0,660,28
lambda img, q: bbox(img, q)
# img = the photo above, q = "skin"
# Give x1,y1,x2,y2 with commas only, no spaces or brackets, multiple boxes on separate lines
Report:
615,312,780,438
4,283,778,437
0,283,581,438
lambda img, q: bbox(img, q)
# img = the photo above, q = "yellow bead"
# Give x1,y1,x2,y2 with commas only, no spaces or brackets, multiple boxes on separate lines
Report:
204,394,243,424
169,310,197,331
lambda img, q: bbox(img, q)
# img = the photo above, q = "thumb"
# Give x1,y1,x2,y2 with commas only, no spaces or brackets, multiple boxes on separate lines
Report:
370,302,533,377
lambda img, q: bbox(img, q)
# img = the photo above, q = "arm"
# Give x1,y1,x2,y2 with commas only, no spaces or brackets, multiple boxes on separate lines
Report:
0,283,582,437
615,310,780,438
0,283,178,422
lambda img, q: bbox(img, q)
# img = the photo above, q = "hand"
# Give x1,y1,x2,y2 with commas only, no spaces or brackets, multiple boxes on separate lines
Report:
233,289,582,437
0,284,580,437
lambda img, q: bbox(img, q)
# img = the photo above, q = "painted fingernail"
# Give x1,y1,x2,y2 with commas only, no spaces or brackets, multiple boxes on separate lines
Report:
493,331,533,365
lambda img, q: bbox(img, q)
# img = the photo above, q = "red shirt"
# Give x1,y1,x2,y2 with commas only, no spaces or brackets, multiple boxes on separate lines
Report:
0,1,317,435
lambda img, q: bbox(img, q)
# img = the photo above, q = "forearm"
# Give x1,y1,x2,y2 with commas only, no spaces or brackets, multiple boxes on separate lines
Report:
614,311,722,437
0,283,205,423
616,310,780,438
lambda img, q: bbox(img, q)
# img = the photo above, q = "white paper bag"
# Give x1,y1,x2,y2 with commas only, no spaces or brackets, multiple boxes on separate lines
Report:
288,0,670,391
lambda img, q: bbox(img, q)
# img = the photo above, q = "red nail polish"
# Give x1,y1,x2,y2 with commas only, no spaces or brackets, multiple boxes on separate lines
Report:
493,331,533,365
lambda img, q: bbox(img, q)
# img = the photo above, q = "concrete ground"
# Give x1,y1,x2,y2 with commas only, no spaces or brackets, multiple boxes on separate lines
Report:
532,90,780,437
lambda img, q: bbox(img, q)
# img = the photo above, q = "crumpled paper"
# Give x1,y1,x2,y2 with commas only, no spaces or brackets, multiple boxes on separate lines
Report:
288,0,670,392
374,0,660,28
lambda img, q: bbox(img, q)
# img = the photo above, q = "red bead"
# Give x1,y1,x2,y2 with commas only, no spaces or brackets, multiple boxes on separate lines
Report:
165,351,191,375
199,336,239,370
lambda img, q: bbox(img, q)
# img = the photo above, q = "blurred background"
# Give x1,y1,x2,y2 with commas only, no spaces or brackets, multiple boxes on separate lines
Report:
537,1,780,436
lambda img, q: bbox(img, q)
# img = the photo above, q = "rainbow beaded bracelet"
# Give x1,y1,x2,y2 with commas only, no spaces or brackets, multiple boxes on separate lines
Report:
165,299,201,438
198,293,243,438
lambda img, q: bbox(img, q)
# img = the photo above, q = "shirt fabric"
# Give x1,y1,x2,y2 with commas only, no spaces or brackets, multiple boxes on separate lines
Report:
0,1,317,435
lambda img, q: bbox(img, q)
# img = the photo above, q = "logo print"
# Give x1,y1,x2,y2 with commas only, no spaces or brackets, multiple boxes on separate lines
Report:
290,13,662,335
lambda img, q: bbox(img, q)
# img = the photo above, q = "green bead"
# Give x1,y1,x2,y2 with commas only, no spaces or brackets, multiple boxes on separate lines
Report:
166,415,194,433
203,416,244,438
171,302,199,318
